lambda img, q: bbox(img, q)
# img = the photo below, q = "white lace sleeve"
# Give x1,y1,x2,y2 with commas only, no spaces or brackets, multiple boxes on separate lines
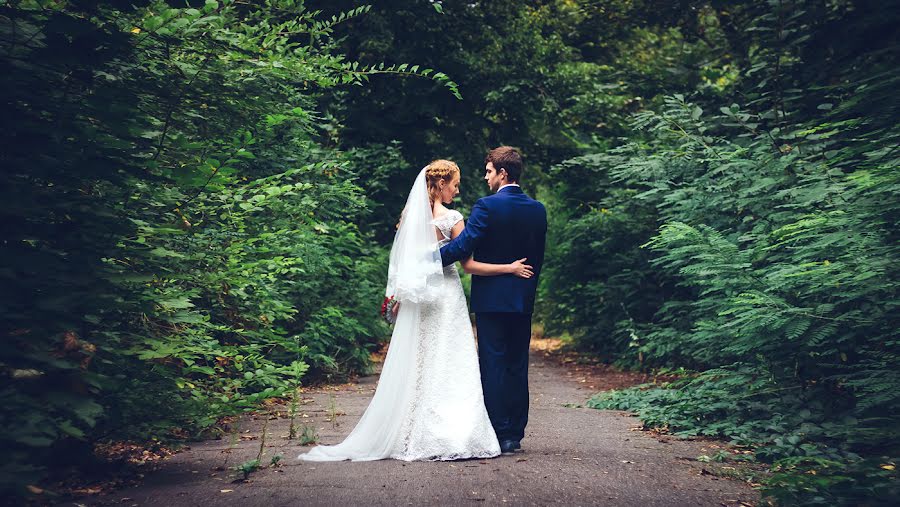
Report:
446,209,463,229
434,209,464,244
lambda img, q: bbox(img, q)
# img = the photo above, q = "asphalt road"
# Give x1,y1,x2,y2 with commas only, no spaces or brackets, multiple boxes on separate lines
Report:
82,348,758,507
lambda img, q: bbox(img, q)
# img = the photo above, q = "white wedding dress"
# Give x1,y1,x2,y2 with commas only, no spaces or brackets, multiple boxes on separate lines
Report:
297,208,500,461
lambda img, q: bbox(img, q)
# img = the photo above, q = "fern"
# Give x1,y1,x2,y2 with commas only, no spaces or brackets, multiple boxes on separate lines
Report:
543,1,900,505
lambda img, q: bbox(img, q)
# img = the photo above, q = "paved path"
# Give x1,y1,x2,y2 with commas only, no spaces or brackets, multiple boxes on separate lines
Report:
84,347,758,506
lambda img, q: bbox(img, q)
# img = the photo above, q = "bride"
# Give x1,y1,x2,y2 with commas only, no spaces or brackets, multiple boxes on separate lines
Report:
297,160,533,461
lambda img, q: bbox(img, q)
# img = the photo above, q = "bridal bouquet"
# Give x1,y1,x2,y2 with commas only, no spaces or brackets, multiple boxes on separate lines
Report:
381,295,399,325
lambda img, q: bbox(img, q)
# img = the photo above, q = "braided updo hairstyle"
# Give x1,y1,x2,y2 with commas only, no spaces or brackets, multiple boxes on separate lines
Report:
425,159,460,205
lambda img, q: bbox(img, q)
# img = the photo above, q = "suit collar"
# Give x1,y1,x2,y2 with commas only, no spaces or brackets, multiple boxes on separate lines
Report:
496,185,524,195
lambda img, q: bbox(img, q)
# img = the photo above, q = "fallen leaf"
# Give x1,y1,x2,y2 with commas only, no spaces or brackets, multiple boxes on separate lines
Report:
73,487,103,495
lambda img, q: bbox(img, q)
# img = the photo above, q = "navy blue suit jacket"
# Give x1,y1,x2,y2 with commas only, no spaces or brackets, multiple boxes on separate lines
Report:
440,186,547,314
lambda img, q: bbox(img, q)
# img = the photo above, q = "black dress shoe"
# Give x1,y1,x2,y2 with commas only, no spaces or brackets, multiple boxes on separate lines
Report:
499,440,520,454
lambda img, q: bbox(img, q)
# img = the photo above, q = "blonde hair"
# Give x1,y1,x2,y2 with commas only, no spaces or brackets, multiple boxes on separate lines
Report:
425,159,460,204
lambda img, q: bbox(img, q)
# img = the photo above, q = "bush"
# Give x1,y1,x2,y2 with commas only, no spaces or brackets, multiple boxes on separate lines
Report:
0,0,451,498
546,1,900,504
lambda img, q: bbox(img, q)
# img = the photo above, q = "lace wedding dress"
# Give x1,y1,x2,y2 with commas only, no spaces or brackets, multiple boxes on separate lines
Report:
297,208,500,462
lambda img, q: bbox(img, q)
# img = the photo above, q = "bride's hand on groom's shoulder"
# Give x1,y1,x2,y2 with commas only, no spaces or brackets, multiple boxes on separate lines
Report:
508,258,534,279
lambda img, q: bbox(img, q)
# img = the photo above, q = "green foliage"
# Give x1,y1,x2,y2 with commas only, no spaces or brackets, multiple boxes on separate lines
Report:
234,458,261,481
766,456,898,507
307,0,633,195
545,1,899,505
590,371,899,506
539,158,663,365
297,424,319,446
0,0,454,498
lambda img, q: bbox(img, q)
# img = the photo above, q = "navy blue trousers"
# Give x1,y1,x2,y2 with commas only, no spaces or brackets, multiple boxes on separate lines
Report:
475,312,532,442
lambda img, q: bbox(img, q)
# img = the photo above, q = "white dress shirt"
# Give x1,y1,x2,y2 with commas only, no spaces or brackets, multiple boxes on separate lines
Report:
497,183,521,192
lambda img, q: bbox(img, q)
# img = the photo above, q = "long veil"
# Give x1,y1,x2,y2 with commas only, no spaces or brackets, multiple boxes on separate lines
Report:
298,167,442,461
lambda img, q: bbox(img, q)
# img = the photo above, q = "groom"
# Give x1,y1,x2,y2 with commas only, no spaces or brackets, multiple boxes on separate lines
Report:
440,146,547,455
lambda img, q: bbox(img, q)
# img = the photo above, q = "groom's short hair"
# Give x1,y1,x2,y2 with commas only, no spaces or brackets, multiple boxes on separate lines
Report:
485,146,523,183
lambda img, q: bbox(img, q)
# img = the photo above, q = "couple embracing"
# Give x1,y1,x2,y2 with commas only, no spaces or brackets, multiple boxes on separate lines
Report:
299,146,547,461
